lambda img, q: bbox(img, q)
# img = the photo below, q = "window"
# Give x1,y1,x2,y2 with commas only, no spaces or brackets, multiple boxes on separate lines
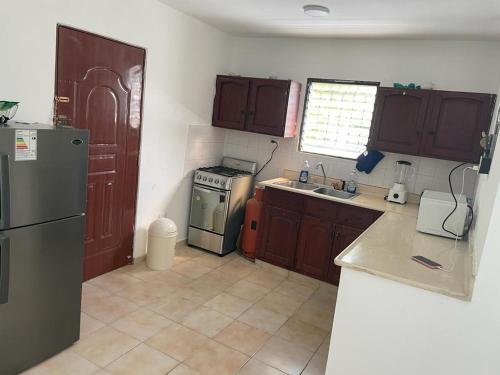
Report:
299,79,379,159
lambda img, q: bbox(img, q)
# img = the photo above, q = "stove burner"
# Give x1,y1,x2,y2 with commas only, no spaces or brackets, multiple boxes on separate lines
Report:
199,166,253,177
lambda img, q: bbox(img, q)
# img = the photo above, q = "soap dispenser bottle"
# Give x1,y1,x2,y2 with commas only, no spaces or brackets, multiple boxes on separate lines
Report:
299,160,310,183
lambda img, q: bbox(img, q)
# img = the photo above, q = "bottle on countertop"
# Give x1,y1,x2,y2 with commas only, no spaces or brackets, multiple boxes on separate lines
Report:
299,160,310,183
345,169,358,193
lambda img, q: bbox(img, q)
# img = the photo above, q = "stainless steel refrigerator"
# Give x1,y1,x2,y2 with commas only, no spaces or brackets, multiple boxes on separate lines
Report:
0,123,88,375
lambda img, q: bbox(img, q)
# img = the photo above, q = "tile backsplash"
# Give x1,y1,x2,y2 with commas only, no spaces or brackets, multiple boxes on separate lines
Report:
222,129,478,198
183,125,225,179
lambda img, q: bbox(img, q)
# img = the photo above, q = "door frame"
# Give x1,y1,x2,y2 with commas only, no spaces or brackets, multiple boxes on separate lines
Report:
54,24,147,266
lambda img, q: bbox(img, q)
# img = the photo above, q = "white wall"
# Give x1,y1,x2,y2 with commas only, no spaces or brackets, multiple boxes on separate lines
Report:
224,38,500,196
0,0,232,257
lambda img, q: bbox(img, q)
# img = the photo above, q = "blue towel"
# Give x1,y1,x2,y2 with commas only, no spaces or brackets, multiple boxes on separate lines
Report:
356,150,385,174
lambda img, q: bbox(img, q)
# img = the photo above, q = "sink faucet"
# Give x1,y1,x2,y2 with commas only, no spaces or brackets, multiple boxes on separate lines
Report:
315,162,327,185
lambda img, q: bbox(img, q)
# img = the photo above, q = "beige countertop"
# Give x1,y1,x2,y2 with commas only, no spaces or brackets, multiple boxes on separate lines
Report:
259,177,473,301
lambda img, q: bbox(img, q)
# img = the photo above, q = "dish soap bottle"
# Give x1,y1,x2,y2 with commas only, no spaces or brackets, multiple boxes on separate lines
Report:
346,169,358,193
299,160,310,183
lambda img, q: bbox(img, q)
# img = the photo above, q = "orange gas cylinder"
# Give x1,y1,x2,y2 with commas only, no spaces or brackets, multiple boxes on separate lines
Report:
241,187,264,259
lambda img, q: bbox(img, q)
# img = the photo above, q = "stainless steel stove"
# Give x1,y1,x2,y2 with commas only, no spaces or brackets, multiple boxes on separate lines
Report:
188,157,256,255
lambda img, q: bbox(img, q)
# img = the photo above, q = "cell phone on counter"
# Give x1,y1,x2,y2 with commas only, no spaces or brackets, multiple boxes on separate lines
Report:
411,255,442,269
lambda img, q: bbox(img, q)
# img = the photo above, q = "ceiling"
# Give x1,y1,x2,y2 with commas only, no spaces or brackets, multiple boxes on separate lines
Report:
159,0,500,40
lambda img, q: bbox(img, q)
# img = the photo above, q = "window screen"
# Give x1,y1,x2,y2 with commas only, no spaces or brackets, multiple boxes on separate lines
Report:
299,79,378,159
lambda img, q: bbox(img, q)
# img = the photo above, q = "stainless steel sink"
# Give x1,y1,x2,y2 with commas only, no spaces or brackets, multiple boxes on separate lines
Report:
313,187,358,200
273,180,319,190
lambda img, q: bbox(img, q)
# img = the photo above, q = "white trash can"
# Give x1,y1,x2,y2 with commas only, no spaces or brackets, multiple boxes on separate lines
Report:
146,218,178,270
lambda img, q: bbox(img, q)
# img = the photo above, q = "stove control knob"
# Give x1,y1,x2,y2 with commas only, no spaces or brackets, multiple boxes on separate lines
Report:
202,176,207,182
208,177,213,183
220,179,226,186
196,175,202,180
214,179,219,184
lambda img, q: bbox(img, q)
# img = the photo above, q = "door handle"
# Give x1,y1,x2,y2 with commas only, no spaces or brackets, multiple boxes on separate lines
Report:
0,154,10,230
0,235,10,304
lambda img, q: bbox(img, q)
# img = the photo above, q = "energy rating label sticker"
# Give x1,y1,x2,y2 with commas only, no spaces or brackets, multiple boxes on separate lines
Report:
15,129,37,161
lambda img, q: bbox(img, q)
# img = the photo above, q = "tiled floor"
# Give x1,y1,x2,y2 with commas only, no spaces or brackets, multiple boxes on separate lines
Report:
22,244,337,375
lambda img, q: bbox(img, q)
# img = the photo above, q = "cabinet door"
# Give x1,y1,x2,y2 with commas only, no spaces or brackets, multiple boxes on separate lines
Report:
327,226,364,285
369,88,430,154
421,92,495,163
258,205,300,269
246,79,291,136
295,215,334,280
212,76,249,130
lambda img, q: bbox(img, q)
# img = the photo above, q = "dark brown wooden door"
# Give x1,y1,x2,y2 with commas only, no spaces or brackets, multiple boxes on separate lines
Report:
55,26,145,281
328,225,364,285
420,92,495,163
246,79,291,136
259,205,300,268
369,88,430,154
295,215,333,280
212,76,249,130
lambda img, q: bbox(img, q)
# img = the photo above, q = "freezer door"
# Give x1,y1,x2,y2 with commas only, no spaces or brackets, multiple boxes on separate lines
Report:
0,127,88,230
0,215,84,375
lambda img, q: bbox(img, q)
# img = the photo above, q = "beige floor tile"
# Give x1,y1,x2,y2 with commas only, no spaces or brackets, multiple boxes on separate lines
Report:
226,280,271,303
92,371,112,375
217,259,258,280
188,281,227,301
88,272,141,294
237,358,286,375
106,343,178,375
275,318,328,352
196,252,233,268
80,312,105,338
237,305,288,334
214,321,271,356
255,292,303,317
190,270,235,291
82,294,138,324
81,283,110,306
146,323,210,362
316,335,331,358
117,280,176,306
118,261,162,282
309,287,338,307
255,336,314,375
72,327,139,367
274,280,317,302
111,308,172,341
146,294,200,322
302,352,328,375
175,245,204,261
22,350,99,375
173,285,218,304
182,306,233,338
204,293,252,318
255,260,289,277
287,271,321,289
152,270,193,287
293,300,334,331
172,259,213,279
168,364,200,375
243,269,286,289
184,340,249,375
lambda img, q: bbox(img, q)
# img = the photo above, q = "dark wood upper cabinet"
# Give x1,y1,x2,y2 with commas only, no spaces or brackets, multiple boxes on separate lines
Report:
295,215,334,280
420,91,495,163
327,225,364,285
212,75,301,137
258,205,301,269
369,87,496,163
369,88,430,155
212,76,249,131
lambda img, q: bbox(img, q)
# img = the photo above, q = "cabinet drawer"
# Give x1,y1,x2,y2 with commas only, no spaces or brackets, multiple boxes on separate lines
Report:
337,205,381,229
264,187,303,211
304,197,338,220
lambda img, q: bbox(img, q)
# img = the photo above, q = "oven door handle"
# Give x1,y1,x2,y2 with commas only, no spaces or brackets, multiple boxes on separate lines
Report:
193,184,229,194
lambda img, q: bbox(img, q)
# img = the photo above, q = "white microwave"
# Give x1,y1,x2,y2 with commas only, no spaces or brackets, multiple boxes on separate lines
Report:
416,190,470,239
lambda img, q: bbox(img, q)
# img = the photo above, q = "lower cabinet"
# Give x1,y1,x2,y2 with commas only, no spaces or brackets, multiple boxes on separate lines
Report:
257,187,381,286
327,225,364,285
295,215,334,280
259,205,301,268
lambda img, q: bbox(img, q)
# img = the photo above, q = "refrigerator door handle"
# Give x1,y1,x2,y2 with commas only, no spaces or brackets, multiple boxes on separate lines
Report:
0,154,10,230
0,235,10,304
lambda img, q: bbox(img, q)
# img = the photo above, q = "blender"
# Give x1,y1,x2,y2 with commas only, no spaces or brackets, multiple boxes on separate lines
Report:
387,160,415,204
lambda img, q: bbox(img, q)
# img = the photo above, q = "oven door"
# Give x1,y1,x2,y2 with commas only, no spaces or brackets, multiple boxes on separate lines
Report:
189,184,229,235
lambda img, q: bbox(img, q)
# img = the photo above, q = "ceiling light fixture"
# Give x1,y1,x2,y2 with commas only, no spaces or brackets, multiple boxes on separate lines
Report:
303,4,330,17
